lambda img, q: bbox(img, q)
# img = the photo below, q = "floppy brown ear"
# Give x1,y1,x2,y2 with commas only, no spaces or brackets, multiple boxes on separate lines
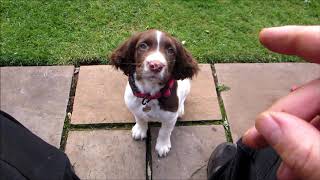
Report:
109,33,140,76
172,38,199,80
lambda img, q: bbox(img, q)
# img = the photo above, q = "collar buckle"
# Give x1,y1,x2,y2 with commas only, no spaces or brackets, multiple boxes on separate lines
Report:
142,97,151,105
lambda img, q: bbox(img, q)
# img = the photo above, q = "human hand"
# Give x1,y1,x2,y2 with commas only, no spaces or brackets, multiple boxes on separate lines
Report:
242,26,320,180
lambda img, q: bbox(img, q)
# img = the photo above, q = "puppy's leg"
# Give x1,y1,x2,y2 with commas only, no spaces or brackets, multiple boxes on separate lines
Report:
132,116,148,140
155,120,176,157
178,99,185,118
177,79,190,118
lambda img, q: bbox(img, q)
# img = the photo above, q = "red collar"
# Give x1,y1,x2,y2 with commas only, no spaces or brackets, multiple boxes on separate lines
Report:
129,74,176,105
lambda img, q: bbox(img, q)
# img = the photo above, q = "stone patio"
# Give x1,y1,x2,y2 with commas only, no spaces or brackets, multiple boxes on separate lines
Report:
215,63,320,140
151,126,226,179
1,63,319,179
65,129,146,179
71,64,221,124
0,66,74,147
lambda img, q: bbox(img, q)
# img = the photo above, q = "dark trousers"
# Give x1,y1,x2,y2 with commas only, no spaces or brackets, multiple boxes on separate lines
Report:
0,110,79,180
212,139,281,180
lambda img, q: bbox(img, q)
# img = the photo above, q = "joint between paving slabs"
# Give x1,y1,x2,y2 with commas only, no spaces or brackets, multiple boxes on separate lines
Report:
211,64,234,143
65,121,222,179
59,65,230,178
146,129,152,180
59,65,230,180
148,120,223,128
75,57,108,67
60,67,79,151
67,119,222,131
146,119,223,180
66,119,223,131
69,123,134,131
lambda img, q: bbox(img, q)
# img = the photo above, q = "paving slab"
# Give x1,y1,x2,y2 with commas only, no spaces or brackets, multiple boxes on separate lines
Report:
215,63,320,140
65,130,146,179
182,64,221,121
72,64,221,124
0,66,74,147
151,125,226,180
71,65,131,124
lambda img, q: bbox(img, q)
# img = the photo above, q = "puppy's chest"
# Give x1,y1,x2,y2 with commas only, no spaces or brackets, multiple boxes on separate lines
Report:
128,99,176,122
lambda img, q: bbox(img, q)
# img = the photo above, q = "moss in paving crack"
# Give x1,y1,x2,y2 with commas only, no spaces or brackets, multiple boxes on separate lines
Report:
69,123,134,131
148,119,223,129
60,115,71,151
217,84,230,92
211,64,233,143
217,95,233,143
176,120,222,126
59,69,78,151
146,130,152,180
222,118,233,143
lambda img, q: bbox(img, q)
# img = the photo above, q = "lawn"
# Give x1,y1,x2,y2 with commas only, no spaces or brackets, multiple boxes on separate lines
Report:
1,0,319,66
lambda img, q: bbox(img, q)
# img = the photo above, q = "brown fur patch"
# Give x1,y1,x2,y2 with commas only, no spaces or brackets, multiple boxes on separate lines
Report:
171,37,199,80
110,29,199,80
109,32,142,76
158,81,178,112
110,29,199,112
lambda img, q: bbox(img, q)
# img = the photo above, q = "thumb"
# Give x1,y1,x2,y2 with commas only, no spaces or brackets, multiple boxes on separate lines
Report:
256,111,320,180
277,162,299,180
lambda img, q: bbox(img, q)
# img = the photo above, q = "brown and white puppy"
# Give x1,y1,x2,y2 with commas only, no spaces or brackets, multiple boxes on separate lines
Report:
110,29,198,157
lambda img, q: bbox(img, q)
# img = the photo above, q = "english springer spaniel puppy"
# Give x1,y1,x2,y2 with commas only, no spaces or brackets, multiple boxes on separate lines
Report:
110,29,199,157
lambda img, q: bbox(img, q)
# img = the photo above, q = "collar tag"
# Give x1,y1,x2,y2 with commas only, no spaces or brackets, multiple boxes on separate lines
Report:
142,105,151,112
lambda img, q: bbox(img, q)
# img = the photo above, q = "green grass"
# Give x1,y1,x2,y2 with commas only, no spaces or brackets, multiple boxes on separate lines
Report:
1,0,319,66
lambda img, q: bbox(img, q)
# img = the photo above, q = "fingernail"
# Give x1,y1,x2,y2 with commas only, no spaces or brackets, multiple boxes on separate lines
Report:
243,128,251,137
277,163,286,179
256,112,282,146
242,128,252,145
277,162,297,180
242,128,255,146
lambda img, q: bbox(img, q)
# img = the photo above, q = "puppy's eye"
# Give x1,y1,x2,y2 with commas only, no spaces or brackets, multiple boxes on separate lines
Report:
138,43,149,50
167,47,175,55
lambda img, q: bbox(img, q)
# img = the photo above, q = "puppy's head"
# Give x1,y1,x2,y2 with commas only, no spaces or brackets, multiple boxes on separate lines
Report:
110,29,199,82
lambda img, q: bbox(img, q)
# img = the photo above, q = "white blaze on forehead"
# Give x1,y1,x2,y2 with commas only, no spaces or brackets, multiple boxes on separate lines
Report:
144,30,166,64
145,51,167,65
143,30,167,73
156,30,162,52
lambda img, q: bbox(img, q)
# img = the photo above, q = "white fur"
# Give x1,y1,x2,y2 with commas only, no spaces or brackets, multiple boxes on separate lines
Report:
143,52,167,81
143,31,167,80
124,78,191,157
156,30,161,52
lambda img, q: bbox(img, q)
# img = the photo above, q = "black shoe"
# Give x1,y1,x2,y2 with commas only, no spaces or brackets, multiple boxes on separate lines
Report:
207,142,237,180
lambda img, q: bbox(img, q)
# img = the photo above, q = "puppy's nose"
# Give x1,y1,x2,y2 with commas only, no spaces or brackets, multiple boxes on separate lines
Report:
148,61,164,73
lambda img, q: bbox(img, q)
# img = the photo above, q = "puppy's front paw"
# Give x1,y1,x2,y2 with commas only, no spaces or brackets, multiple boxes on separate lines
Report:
132,124,147,140
155,139,171,157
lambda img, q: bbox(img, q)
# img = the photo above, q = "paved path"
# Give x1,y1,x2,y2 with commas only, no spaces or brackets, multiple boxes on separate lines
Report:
0,66,73,147
1,63,319,179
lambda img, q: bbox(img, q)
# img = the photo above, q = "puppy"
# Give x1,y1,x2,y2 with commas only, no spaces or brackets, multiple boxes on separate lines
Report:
110,29,199,157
